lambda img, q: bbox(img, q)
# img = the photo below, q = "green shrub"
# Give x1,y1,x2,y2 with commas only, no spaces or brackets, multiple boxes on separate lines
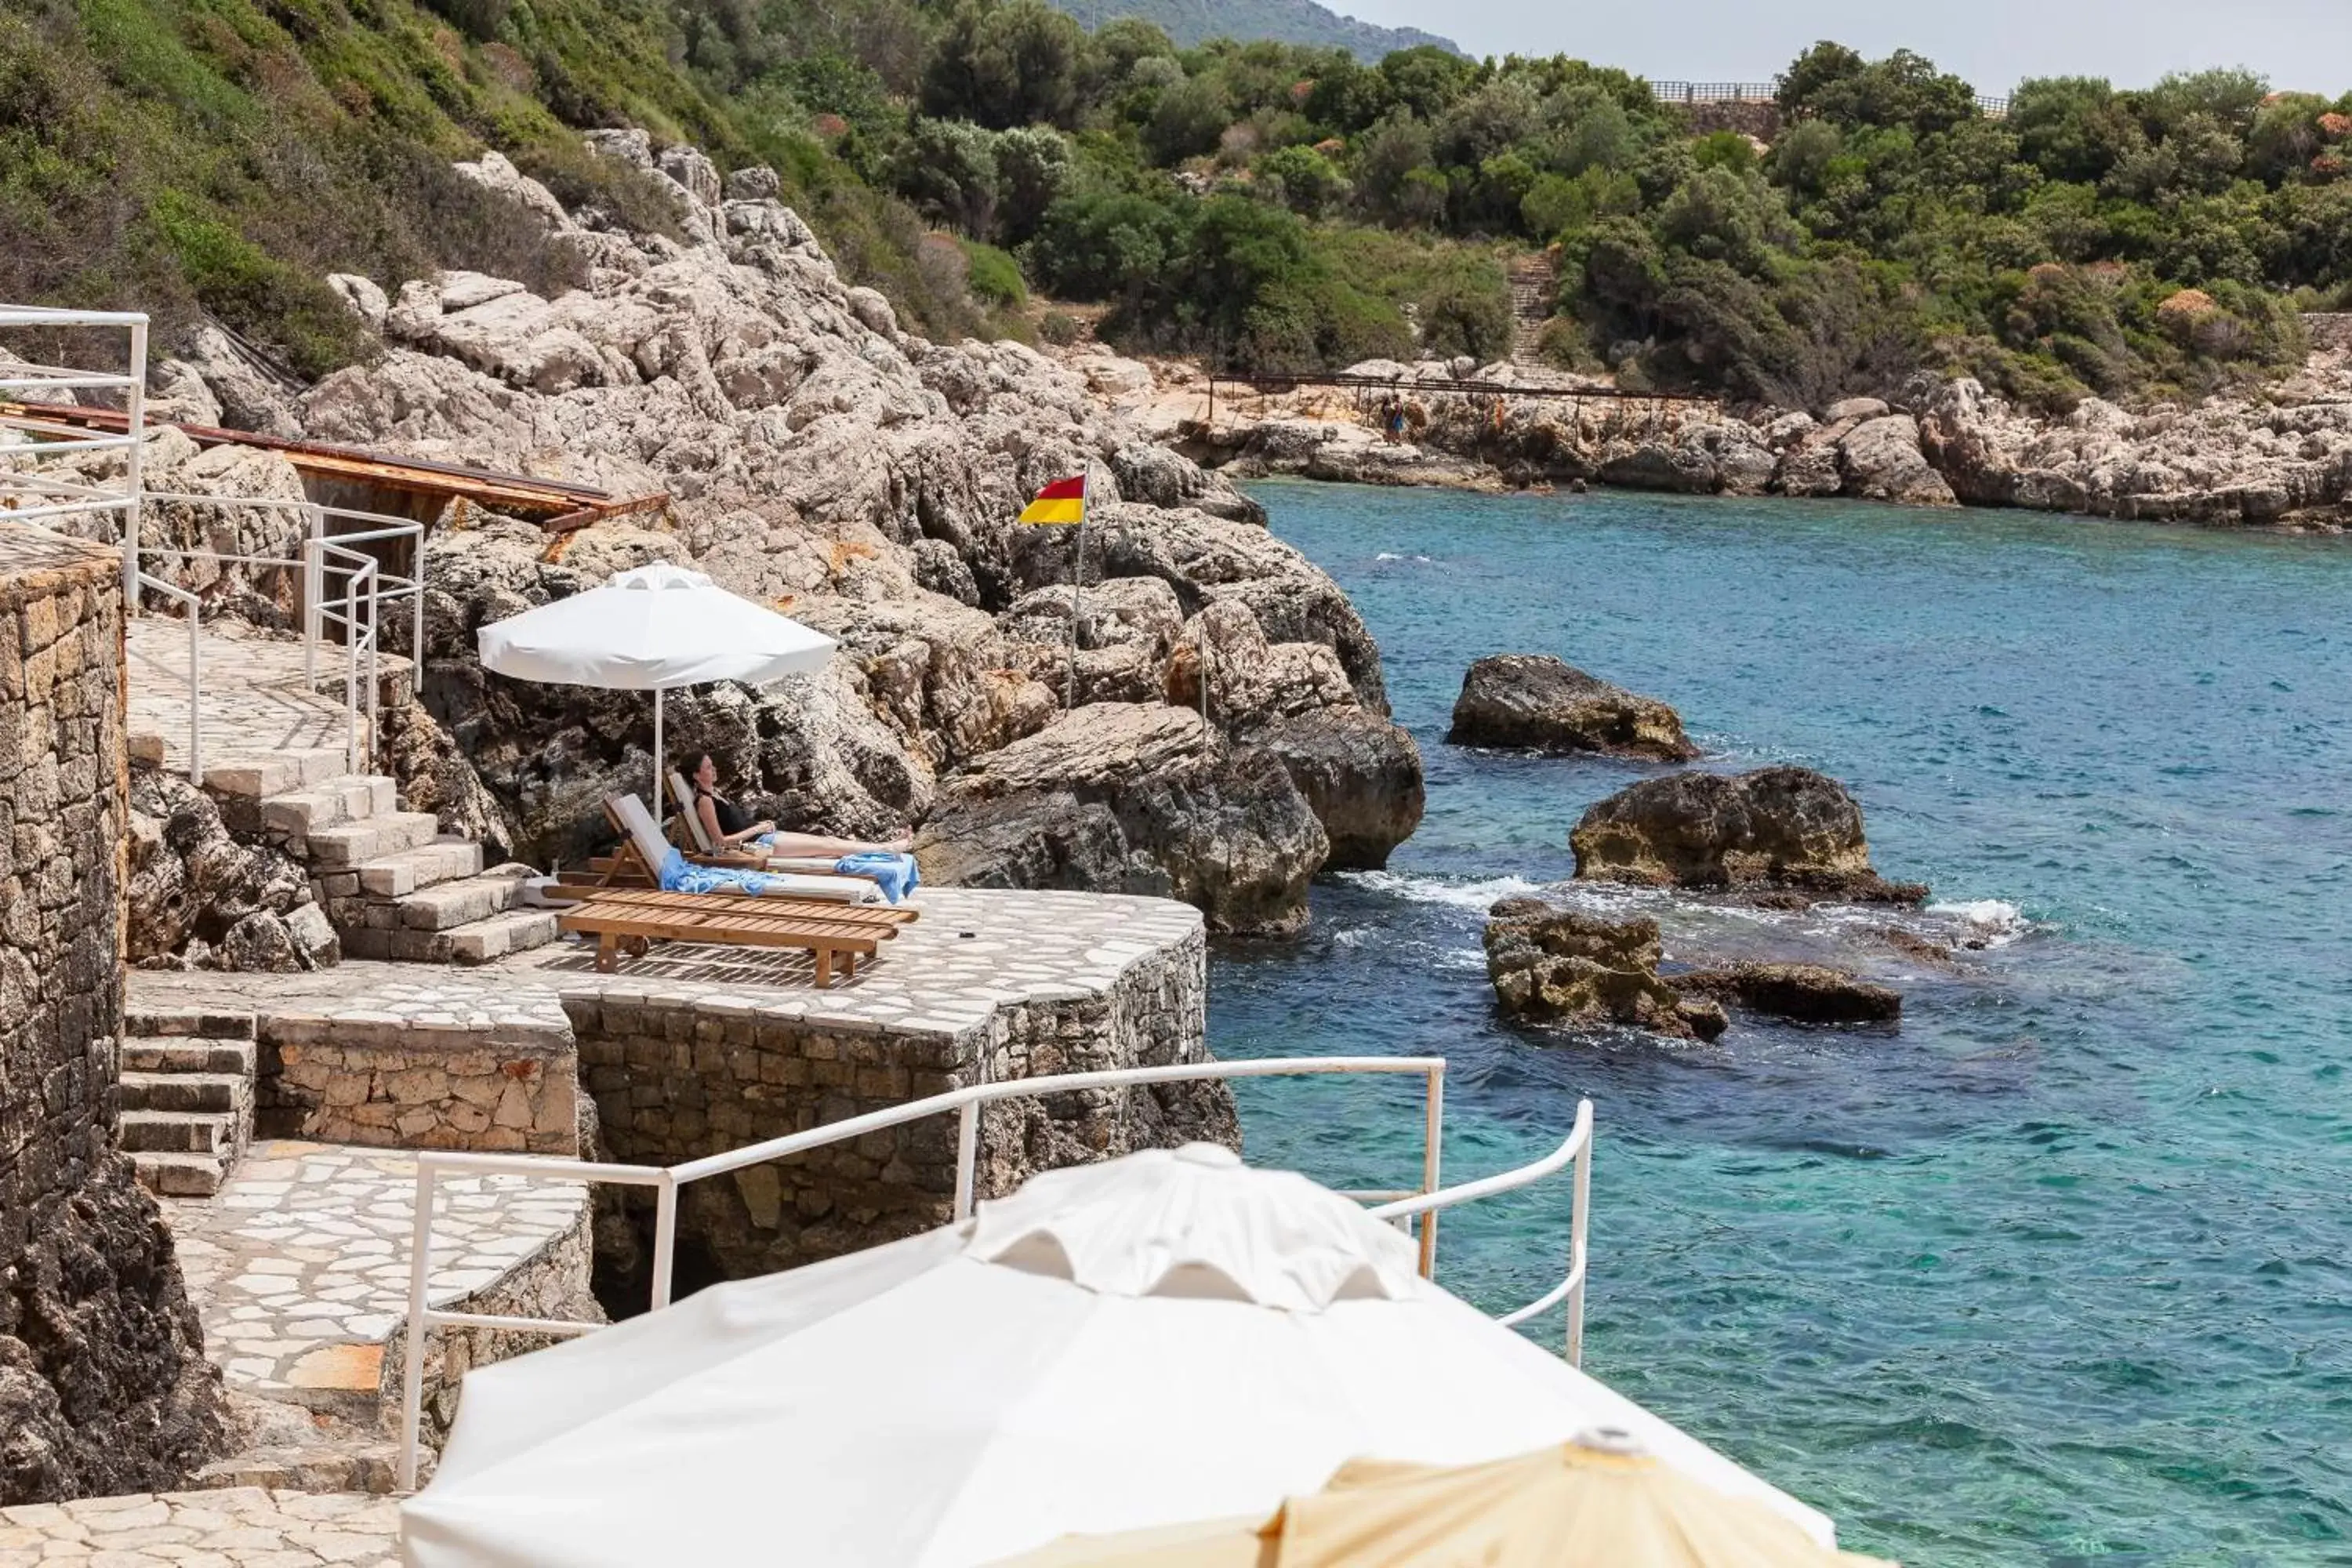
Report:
961,238,1028,306
1039,309,1080,344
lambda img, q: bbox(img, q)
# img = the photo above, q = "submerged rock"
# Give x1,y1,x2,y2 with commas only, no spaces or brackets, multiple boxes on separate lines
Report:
1447,655,1697,760
914,704,1327,937
1570,766,1926,905
1672,962,1902,1025
1482,898,1727,1040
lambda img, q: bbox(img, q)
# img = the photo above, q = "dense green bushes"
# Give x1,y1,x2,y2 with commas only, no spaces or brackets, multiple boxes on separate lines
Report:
8,0,2350,406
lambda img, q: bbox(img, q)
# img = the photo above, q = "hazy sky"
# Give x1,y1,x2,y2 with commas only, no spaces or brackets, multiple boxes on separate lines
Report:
1341,0,2352,96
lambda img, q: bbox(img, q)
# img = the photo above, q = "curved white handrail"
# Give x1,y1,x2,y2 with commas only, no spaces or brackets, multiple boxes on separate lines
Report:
393,1056,1593,1490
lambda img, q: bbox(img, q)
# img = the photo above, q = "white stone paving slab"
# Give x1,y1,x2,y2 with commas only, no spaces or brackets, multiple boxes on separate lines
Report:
164,1143,586,1403
0,1487,396,1567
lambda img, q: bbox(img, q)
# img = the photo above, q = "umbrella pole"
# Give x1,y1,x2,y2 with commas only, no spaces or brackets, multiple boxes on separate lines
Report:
654,686,664,814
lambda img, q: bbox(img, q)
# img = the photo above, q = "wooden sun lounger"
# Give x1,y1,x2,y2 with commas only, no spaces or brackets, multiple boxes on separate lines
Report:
557,887,916,984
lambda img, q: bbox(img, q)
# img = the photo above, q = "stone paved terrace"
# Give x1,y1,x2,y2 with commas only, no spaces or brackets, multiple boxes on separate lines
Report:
164,1143,588,1410
0,1489,395,1566
129,884,1206,1040
125,616,407,777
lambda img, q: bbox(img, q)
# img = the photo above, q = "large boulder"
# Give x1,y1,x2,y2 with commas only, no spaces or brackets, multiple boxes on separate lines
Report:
1483,898,1726,1040
1838,414,1958,506
1447,655,1697,760
1249,706,1424,870
127,768,339,971
1570,766,1926,904
1672,962,1902,1025
914,704,1327,937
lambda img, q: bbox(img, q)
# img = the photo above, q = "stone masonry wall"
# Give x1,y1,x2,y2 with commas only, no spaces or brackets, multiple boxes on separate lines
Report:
256,1017,580,1156
0,524,222,1503
563,926,1236,1284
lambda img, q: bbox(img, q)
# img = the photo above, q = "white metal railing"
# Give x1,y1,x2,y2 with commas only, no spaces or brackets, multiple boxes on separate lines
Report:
5,306,429,782
0,307,150,615
394,1057,1596,1490
132,492,424,775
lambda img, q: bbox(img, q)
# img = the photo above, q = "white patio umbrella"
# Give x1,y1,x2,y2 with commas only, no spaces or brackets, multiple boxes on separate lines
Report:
400,1145,1837,1568
474,561,834,797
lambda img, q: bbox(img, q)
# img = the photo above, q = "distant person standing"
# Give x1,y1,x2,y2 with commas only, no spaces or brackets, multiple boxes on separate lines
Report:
1381,393,1405,444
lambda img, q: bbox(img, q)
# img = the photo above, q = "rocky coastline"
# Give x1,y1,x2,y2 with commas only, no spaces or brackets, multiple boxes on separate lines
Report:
1084,347,2352,532
73,136,1428,942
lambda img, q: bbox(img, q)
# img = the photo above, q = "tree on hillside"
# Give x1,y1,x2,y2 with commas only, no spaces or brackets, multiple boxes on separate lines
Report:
921,0,1090,129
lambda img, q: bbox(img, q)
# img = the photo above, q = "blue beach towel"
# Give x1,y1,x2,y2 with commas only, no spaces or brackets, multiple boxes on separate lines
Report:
835,851,919,903
657,846,793,898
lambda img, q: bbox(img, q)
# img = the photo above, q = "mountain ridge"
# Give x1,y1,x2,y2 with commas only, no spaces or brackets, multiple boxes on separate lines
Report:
1049,0,1461,59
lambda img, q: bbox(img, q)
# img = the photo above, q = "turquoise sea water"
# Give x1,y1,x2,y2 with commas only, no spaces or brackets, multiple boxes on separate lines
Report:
1211,481,2352,1566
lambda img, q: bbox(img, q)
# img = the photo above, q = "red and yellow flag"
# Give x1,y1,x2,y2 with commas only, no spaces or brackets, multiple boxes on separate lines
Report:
1018,473,1087,525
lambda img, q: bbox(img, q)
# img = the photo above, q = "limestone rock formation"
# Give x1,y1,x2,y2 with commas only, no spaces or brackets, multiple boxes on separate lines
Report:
1482,898,1726,1040
1248,705,1424,871
1447,655,1697,760
1570,766,1927,904
1672,962,1903,1025
1836,414,1958,506
1126,346,2352,527
914,704,1327,937
127,768,339,971
238,137,1407,925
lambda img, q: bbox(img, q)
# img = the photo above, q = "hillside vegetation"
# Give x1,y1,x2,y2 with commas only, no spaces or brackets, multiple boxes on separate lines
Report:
6,0,2351,413
1048,0,1457,60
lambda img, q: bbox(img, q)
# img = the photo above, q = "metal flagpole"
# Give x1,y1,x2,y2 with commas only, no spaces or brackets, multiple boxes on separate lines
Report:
1065,470,1086,710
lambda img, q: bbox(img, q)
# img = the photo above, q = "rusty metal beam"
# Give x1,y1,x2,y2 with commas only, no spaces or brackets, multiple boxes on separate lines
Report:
1,401,664,525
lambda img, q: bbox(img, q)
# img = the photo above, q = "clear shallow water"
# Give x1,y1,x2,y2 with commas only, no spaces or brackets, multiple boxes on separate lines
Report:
1212,481,2352,1566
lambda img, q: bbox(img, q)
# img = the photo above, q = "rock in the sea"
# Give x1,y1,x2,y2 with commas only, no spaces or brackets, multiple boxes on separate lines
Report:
1483,898,1727,1040
1447,655,1697,760
1249,705,1425,870
914,704,1327,937
1672,962,1902,1025
1570,766,1926,904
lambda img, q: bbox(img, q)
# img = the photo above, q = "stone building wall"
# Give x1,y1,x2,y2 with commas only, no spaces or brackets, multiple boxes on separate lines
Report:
562,925,1236,1283
0,524,221,1503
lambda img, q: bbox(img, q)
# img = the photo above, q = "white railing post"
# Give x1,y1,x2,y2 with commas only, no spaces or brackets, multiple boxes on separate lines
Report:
303,507,322,688
650,1178,679,1312
1417,1064,1444,1279
1567,1098,1593,1367
184,608,201,786
953,1100,979,1221
397,1163,438,1493
344,567,361,773
122,318,146,617
365,564,379,770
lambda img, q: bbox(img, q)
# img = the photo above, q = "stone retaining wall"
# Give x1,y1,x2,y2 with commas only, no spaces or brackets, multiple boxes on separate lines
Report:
564,925,1236,1281
0,524,222,1503
256,1017,581,1156
379,1200,601,1448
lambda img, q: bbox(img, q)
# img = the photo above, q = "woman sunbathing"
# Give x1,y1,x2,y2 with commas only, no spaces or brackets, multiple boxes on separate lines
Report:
689,754,912,857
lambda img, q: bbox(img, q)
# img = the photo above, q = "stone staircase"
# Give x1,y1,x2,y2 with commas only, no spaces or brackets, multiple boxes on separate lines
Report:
121,1007,258,1197
204,743,558,965
1508,255,1559,365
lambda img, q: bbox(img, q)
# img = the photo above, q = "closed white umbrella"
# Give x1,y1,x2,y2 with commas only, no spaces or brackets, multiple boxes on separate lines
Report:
399,1147,1836,1568
474,561,835,797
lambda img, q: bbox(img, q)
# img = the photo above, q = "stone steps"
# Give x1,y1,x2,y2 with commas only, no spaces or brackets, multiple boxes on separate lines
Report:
119,1069,247,1115
258,774,397,847
339,905,561,965
122,1109,238,1155
303,811,443,869
122,1008,257,1199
